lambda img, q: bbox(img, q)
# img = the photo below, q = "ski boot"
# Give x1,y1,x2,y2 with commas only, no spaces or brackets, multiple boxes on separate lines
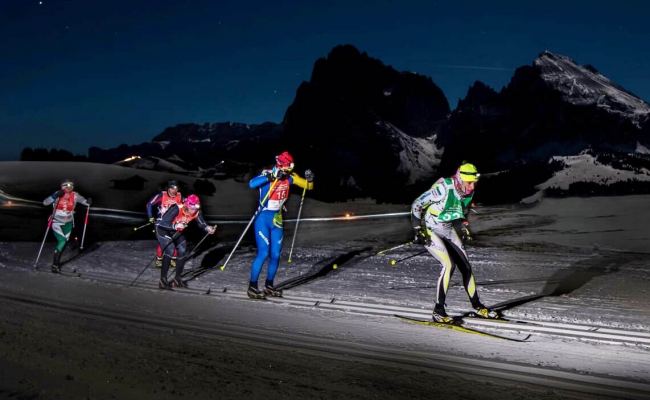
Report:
263,285,283,298
172,277,188,288
474,305,500,319
432,307,455,324
155,257,163,269
51,249,62,274
158,277,173,290
247,286,266,300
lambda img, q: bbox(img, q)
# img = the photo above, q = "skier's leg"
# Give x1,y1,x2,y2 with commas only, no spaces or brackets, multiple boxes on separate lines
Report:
263,223,284,296
444,234,499,318
265,220,284,285
442,234,481,309
155,226,174,287
172,235,188,286
155,245,163,268
51,221,72,271
250,213,272,288
424,232,456,313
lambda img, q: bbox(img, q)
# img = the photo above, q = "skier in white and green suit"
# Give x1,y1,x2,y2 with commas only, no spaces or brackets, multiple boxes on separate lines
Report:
410,162,499,323
42,179,92,273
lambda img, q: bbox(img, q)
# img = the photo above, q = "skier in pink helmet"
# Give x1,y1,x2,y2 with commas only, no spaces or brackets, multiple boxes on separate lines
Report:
155,194,216,289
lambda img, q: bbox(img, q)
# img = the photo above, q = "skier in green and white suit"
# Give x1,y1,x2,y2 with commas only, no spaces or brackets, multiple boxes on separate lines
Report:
410,162,499,323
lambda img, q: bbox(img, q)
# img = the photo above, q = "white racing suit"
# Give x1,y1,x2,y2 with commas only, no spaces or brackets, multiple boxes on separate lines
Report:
411,177,482,311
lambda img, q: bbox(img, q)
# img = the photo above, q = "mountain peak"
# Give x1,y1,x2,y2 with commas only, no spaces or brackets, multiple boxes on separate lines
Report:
533,51,650,123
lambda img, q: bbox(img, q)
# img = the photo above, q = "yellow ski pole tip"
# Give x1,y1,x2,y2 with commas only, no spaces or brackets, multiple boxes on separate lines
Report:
391,260,396,266
288,259,292,263
333,264,338,269
219,265,225,271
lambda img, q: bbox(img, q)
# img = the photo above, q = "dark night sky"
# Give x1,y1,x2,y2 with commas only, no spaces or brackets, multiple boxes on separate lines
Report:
1,0,648,160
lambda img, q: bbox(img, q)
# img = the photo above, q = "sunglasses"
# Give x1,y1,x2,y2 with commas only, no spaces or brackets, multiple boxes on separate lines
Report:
61,183,74,188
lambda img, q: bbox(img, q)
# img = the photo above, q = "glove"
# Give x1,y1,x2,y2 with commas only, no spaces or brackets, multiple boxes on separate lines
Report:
457,219,473,243
305,169,314,182
174,223,187,231
86,198,93,206
207,225,217,235
52,190,64,199
149,217,156,223
413,227,428,245
265,171,275,182
275,168,289,180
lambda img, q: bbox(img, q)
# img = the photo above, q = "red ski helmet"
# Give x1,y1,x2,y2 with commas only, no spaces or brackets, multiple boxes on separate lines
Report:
184,194,200,210
275,151,294,170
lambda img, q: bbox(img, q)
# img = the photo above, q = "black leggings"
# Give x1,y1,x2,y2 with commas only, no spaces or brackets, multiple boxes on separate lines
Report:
155,226,188,282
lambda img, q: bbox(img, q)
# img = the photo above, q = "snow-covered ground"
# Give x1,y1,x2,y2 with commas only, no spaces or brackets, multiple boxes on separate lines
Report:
536,153,650,191
2,162,650,398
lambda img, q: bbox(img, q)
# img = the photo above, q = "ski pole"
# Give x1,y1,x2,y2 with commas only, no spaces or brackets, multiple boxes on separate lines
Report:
166,230,212,280
220,179,279,271
34,199,59,267
133,221,153,231
80,205,90,250
130,229,180,286
287,184,308,263
376,241,413,255
186,230,211,259
389,250,428,266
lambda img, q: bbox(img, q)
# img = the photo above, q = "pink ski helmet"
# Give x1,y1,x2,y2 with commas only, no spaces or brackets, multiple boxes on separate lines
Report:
184,194,201,210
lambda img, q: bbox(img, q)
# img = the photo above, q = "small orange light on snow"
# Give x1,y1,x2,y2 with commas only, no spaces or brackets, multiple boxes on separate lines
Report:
345,213,351,218
7,201,11,205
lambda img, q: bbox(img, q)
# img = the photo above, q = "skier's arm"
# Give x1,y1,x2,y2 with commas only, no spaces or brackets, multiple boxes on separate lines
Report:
43,189,64,206
146,193,163,218
411,183,446,220
194,210,215,233
289,173,313,190
249,173,272,189
158,204,180,229
74,192,91,207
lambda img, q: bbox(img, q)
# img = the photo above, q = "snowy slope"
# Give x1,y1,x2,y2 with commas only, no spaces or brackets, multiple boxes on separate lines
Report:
379,121,443,184
114,156,188,173
536,51,650,125
535,153,650,191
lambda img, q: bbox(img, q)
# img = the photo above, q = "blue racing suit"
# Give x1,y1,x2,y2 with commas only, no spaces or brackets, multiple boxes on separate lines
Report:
248,169,312,287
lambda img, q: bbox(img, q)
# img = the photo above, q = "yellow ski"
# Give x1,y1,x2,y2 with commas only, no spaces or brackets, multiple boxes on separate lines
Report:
395,315,530,342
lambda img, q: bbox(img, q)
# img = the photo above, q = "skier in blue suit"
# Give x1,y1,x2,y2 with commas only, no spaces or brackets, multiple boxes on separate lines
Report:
247,151,314,299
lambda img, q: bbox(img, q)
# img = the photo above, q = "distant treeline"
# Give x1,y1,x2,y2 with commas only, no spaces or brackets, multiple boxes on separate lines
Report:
546,179,650,197
20,147,88,162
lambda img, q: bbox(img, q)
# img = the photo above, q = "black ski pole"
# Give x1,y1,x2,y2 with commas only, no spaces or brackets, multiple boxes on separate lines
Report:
166,230,212,281
130,229,180,287
389,250,428,266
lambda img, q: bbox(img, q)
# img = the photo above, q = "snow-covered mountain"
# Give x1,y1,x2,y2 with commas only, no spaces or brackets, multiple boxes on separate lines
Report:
379,121,443,184
440,51,650,203
535,51,650,126
86,47,650,204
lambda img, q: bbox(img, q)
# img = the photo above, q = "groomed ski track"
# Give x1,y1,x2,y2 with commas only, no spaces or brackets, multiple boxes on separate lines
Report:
2,285,650,400
35,266,650,348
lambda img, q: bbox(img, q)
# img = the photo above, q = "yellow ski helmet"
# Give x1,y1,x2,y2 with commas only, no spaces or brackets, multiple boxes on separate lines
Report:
457,163,480,182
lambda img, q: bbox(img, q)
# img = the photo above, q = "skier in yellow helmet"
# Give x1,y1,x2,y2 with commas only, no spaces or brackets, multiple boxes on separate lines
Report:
410,162,499,323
